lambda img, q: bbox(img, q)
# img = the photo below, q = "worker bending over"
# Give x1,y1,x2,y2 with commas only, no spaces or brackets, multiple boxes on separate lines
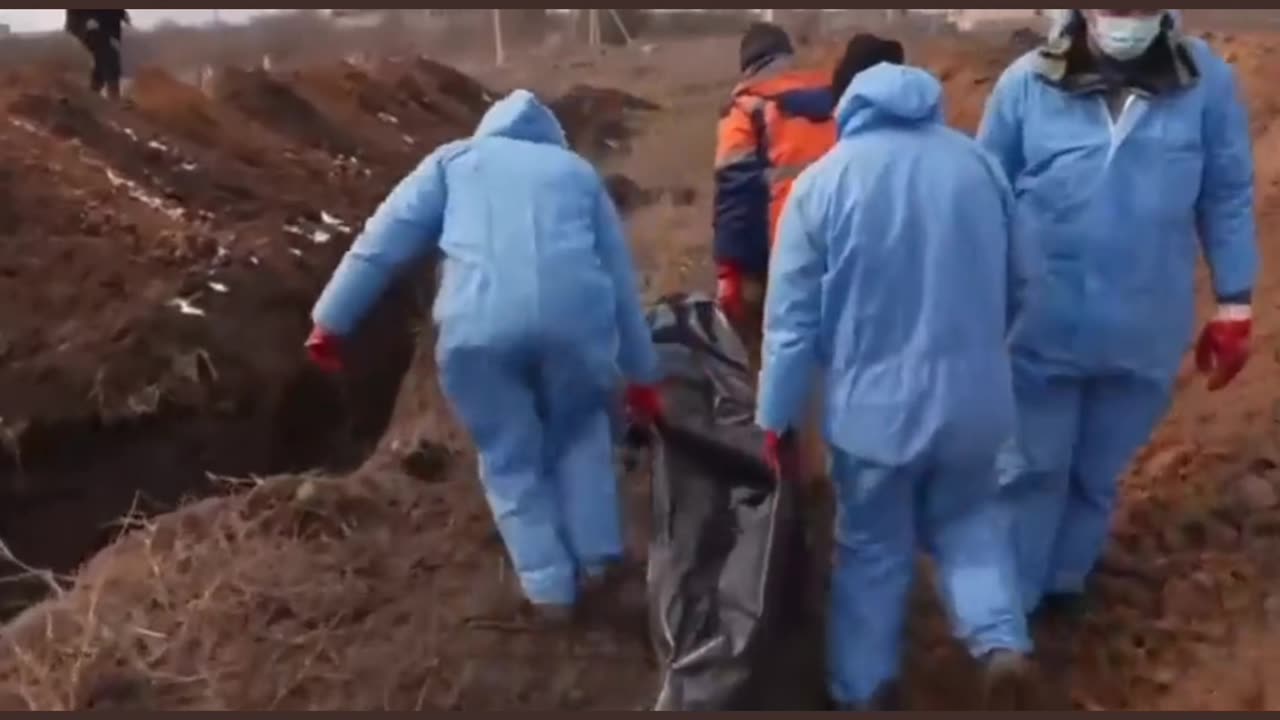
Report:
306,90,662,623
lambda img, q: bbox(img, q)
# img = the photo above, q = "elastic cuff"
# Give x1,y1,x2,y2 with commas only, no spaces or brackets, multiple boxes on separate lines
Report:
1214,304,1252,322
519,567,579,607
1217,290,1253,305
970,631,1034,659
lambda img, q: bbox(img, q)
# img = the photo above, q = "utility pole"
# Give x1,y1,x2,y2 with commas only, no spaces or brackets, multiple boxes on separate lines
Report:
492,9,505,66
587,9,601,48
607,9,631,46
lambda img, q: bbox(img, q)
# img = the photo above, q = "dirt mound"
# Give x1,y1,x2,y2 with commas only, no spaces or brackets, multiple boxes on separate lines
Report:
550,85,661,160
0,58,491,617
392,56,498,133
0,466,655,711
1207,32,1280,200
286,57,501,172
216,67,363,160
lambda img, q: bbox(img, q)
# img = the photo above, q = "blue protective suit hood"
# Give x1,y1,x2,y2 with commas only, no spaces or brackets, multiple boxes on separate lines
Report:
834,63,943,137
473,89,568,147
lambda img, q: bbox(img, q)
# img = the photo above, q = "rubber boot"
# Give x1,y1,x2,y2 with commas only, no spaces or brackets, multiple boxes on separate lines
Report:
1030,592,1088,640
1033,592,1088,623
468,583,577,631
579,561,648,639
981,649,1037,710
532,603,576,629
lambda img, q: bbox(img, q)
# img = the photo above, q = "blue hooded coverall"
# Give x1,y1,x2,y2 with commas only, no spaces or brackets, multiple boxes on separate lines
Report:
978,10,1258,612
311,90,660,608
756,63,1035,705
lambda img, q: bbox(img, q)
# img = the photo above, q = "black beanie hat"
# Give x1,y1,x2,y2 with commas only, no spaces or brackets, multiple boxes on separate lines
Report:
740,22,794,73
832,34,906,99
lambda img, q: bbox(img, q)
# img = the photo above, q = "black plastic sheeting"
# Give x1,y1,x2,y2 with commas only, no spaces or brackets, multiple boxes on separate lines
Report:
640,294,826,711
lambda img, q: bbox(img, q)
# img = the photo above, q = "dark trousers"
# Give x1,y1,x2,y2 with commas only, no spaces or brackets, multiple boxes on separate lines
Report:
82,30,122,98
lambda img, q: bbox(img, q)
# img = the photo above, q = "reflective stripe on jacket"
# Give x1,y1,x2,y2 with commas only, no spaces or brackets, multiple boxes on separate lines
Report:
713,63,836,274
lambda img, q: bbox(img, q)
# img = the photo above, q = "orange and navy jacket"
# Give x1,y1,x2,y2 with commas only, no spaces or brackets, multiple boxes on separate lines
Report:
713,60,837,275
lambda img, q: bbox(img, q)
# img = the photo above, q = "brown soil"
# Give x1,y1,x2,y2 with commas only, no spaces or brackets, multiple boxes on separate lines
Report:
1,26,1280,712
551,84,660,161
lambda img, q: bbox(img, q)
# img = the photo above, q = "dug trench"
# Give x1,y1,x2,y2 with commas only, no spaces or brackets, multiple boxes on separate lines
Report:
0,58,663,623
0,69,424,617
0,272,428,617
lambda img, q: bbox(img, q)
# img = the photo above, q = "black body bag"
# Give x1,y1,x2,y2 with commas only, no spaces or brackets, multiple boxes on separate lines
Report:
643,294,825,711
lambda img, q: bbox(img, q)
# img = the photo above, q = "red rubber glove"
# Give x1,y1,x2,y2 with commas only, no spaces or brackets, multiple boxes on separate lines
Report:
716,263,744,323
764,431,786,478
304,325,344,375
1195,305,1252,392
625,384,663,427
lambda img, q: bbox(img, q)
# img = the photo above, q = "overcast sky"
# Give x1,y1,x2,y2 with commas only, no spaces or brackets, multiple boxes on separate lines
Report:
0,9,285,33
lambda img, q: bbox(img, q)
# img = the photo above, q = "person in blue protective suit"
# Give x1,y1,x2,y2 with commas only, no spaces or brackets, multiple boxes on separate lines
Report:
304,89,663,624
756,56,1040,710
978,9,1258,625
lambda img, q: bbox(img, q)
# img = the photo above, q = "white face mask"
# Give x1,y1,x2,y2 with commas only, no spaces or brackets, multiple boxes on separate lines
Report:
1090,14,1164,61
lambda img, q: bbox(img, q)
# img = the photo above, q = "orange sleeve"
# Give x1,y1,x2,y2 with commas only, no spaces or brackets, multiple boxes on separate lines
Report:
715,99,761,169
713,97,771,273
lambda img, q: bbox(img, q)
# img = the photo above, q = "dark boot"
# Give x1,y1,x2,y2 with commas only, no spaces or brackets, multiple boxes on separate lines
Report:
579,561,648,638
466,585,577,631
1030,592,1088,630
981,649,1037,710
530,603,576,629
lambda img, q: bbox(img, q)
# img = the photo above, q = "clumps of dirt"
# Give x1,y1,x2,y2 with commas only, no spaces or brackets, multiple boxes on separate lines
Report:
604,173,695,214
604,173,651,213
0,57,489,618
126,68,327,190
550,85,661,160
1208,32,1280,200
394,56,498,133
286,56,499,171
216,67,362,160
0,471,655,711
913,38,1021,134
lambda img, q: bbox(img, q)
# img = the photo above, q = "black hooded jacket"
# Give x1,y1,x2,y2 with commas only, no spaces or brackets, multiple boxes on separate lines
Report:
65,10,130,40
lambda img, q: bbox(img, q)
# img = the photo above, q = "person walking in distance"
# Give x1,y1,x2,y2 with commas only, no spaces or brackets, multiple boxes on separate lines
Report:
65,10,131,100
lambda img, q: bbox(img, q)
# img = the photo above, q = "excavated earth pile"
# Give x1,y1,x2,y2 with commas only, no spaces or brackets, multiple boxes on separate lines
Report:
1,28,1280,711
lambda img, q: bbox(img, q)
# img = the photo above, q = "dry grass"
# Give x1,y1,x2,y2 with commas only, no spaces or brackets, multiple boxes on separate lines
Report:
0,472,467,711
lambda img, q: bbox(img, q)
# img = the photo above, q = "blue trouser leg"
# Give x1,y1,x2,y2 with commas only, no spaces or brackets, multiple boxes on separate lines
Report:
536,350,623,579
996,358,1082,613
828,450,1031,706
1044,374,1171,596
438,343,577,607
922,457,1031,658
827,452,918,706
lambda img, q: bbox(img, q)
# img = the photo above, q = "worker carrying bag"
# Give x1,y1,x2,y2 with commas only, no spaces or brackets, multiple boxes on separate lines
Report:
640,294,826,711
